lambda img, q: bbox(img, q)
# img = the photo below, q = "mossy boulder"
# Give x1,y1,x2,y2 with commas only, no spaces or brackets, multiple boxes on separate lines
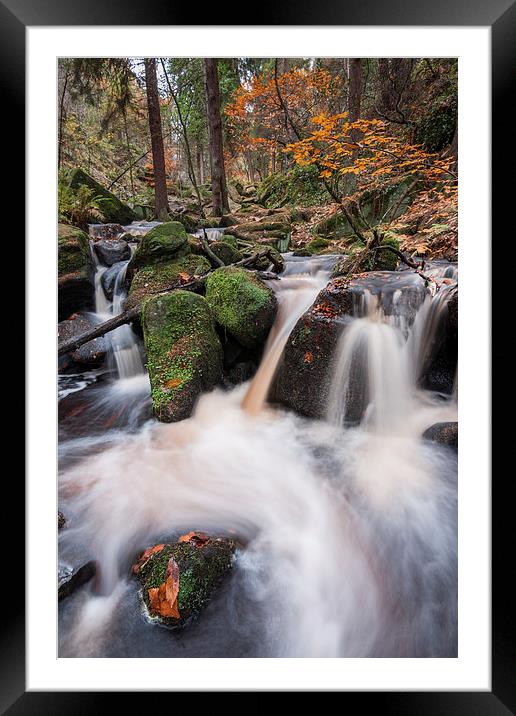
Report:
205,267,278,349
133,534,236,628
126,255,211,310
374,232,400,270
210,240,243,265
232,214,291,251
129,222,190,271
142,291,223,422
65,167,137,224
270,278,355,419
58,223,94,320
305,237,331,255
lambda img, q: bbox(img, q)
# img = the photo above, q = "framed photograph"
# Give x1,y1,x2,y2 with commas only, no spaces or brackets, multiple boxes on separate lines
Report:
5,0,512,708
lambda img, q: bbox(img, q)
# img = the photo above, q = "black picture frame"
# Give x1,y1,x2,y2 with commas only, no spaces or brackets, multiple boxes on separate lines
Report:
6,0,513,709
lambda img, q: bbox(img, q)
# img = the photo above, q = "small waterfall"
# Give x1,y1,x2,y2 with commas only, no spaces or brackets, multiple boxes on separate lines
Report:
195,227,224,242
89,240,144,380
327,277,457,433
242,256,336,414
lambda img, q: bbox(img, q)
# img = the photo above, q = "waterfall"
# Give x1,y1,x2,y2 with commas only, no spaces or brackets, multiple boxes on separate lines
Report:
59,254,458,659
195,227,224,242
89,240,144,380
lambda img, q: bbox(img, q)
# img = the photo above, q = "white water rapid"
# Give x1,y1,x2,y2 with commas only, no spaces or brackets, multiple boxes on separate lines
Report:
58,253,458,658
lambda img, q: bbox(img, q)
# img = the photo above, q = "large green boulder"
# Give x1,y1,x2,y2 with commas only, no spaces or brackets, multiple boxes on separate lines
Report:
129,222,190,271
133,533,236,628
65,168,137,224
205,267,277,349
125,255,211,310
57,223,94,320
142,291,223,422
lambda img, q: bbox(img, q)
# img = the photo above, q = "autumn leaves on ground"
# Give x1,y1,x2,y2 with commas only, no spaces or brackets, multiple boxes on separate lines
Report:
58,57,458,643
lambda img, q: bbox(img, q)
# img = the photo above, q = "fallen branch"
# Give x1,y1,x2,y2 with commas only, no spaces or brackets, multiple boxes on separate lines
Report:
58,267,279,356
372,245,436,284
58,307,140,356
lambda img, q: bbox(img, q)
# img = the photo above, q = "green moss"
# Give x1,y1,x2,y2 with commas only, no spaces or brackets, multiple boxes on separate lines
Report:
210,240,243,265
305,237,331,255
136,539,236,626
64,167,137,224
256,165,328,208
374,231,400,270
142,291,223,422
126,255,211,310
205,266,277,349
129,222,191,270
57,223,91,277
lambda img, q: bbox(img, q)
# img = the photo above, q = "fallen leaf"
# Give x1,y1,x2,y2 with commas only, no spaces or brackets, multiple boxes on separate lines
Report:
164,378,182,389
132,543,165,574
179,531,209,547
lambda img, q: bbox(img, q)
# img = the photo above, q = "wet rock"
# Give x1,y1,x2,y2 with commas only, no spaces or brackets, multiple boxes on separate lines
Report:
58,224,94,320
225,361,257,385
305,237,331,255
133,534,236,627
58,511,66,529
58,560,96,601
142,291,223,422
101,260,128,301
129,222,190,271
58,314,107,366
205,266,278,350
94,238,131,267
89,223,124,240
423,421,458,449
270,277,355,419
125,255,211,311
64,168,137,224
421,289,458,394
210,239,243,265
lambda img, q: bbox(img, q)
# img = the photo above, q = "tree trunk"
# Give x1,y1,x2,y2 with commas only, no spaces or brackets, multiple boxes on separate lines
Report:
58,64,71,169
203,58,229,216
144,58,169,220
348,59,362,122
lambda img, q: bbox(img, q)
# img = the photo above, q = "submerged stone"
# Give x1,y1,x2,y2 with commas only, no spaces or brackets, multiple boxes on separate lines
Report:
133,534,236,628
205,266,278,350
142,290,223,422
423,421,458,450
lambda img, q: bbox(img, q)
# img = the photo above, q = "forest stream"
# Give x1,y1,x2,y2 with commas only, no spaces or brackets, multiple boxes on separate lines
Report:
58,235,457,658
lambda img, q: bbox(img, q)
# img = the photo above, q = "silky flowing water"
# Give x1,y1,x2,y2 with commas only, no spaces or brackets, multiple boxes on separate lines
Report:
58,252,458,658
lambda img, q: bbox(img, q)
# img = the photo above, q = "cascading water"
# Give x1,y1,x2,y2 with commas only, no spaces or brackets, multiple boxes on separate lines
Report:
59,253,458,658
194,227,225,242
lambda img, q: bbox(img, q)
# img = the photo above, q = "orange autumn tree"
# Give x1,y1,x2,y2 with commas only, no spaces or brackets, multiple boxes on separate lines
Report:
285,112,457,244
225,67,341,179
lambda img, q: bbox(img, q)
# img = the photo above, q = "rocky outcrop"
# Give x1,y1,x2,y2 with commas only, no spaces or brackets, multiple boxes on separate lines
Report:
231,213,291,251
93,238,131,267
58,224,94,321
133,533,236,628
58,314,107,367
205,267,278,350
64,168,137,224
129,222,190,271
142,291,223,422
270,277,355,419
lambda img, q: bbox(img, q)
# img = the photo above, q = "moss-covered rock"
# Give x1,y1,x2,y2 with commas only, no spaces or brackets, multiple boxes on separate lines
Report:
210,240,243,265
133,534,236,628
205,267,277,349
142,291,223,422
305,237,331,255
126,255,211,310
374,231,400,270
232,214,291,251
64,167,137,224
270,278,355,419
129,222,190,271
58,223,94,320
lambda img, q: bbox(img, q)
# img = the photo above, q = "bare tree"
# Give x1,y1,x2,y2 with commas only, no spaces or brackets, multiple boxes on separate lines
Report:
144,58,169,220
